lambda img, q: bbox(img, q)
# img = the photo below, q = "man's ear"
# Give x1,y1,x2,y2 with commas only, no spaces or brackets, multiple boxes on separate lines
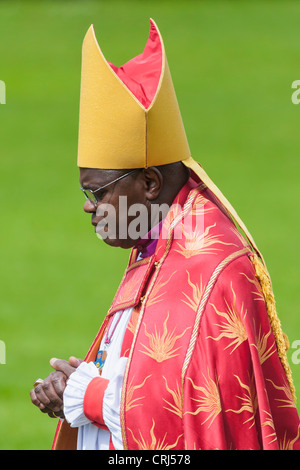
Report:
142,167,163,201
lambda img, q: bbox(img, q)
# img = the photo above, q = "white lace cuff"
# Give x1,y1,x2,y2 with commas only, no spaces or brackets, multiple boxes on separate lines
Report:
63,361,100,427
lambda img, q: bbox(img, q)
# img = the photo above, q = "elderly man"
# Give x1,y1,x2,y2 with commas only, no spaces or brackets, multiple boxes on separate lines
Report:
30,20,300,450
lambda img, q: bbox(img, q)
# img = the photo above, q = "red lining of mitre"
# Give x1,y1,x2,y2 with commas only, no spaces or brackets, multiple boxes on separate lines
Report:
107,20,162,109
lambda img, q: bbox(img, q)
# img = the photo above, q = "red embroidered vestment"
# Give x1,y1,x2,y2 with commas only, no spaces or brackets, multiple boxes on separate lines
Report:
53,179,300,450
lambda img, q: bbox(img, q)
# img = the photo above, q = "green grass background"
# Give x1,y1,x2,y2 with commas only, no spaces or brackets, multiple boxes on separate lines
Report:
0,0,300,449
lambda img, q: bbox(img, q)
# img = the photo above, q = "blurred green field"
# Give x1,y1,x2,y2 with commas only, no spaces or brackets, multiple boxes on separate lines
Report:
0,0,300,449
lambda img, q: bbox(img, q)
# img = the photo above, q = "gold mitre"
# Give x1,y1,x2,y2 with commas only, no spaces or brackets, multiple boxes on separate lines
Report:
78,19,190,169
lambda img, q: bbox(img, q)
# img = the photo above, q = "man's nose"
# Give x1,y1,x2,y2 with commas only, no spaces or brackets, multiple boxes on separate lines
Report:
83,199,97,213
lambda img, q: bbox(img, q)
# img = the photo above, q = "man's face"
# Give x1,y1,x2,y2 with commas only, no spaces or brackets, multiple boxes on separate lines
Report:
79,167,151,249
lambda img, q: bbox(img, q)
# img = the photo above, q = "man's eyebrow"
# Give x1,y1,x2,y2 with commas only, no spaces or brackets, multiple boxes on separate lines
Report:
82,183,109,195
80,182,100,190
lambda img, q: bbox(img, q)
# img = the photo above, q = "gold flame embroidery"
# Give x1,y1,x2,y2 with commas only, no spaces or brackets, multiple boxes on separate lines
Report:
279,425,300,450
190,200,216,217
175,223,237,258
181,270,204,311
163,376,183,418
207,283,247,353
140,313,191,363
261,410,277,445
185,369,222,428
251,324,276,365
128,419,182,450
226,374,257,429
147,271,177,307
240,272,265,302
266,378,296,409
125,375,152,411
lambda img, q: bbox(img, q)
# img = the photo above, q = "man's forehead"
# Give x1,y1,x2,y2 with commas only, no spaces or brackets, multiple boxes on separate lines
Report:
79,167,123,188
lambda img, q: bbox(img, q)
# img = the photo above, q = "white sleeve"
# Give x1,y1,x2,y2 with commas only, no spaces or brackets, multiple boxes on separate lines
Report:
63,356,128,448
102,356,128,449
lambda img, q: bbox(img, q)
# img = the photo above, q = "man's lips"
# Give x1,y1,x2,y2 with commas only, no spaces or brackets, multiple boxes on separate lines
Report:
91,217,99,227
91,218,99,232
92,217,106,233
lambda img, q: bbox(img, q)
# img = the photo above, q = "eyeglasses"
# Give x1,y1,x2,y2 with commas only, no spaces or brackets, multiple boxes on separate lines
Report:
80,169,137,205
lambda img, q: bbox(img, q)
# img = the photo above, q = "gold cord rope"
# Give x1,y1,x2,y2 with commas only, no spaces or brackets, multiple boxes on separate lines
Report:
251,254,296,402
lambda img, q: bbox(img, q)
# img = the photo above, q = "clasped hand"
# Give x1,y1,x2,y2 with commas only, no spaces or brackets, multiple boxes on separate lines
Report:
30,356,83,419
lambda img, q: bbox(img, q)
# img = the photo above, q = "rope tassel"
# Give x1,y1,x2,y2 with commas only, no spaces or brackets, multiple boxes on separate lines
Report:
251,254,296,402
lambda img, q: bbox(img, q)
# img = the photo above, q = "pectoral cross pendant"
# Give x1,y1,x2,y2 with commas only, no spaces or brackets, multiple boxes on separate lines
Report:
94,350,107,375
